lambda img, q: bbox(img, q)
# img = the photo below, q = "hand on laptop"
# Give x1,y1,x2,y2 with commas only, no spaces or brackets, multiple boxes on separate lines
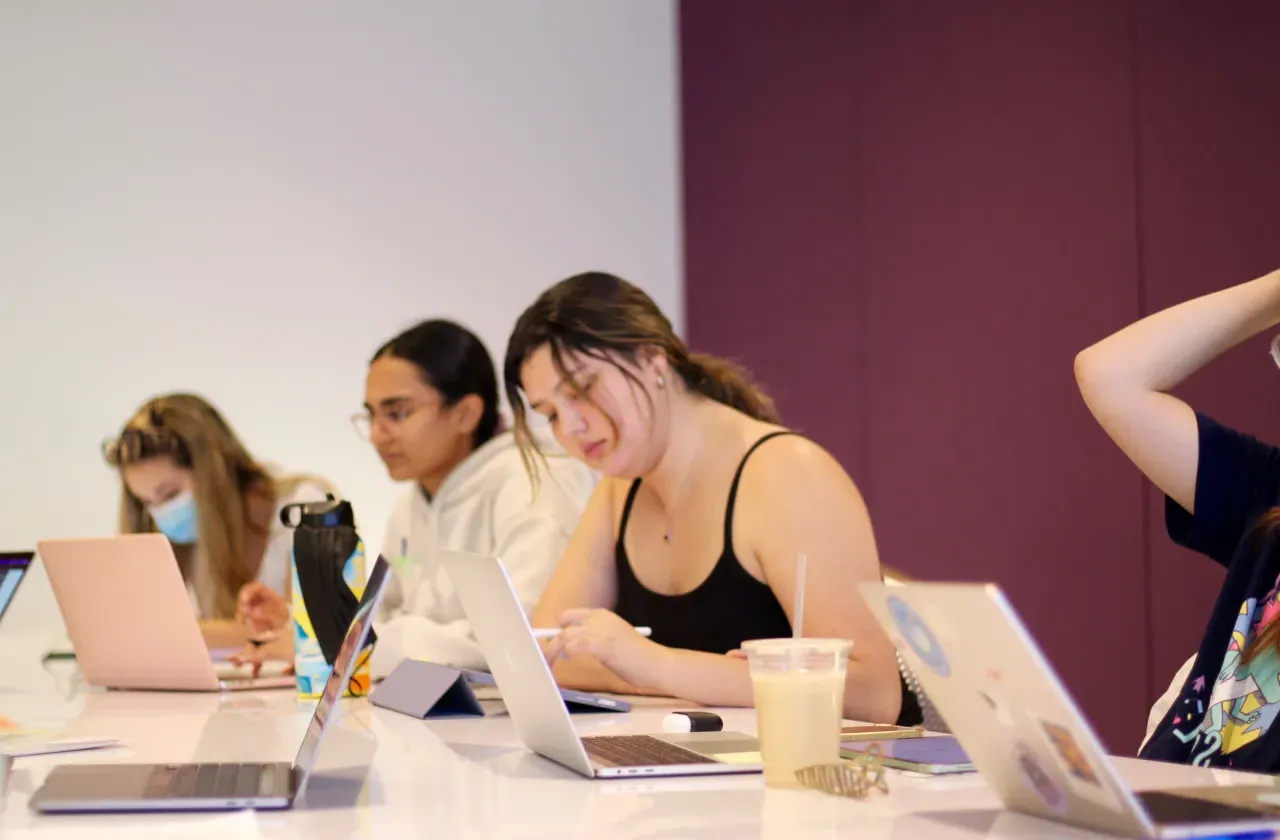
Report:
237,582,290,634
543,608,666,688
228,633,294,677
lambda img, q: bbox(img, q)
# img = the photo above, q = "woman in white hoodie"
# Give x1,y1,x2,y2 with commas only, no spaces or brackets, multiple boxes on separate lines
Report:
236,319,596,677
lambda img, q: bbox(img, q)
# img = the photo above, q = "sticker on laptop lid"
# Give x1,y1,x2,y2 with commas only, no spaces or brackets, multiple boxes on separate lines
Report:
1034,717,1124,812
1015,742,1068,815
886,595,950,677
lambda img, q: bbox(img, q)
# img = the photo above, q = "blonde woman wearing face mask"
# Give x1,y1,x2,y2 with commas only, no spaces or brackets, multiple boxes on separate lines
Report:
103,393,335,649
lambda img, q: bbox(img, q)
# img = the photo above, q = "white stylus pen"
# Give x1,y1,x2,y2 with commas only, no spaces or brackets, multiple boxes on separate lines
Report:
532,626,652,639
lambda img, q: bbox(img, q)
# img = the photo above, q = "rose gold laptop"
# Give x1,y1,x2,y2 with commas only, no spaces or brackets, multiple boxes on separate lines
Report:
36,534,293,692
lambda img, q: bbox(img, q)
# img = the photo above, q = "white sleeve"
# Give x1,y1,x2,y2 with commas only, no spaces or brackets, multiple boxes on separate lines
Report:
489,454,594,615
368,489,485,676
369,458,594,678
375,493,411,623
1142,654,1197,751
371,617,488,676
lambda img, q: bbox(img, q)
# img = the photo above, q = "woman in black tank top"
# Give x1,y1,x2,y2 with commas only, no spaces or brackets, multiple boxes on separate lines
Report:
503,272,921,727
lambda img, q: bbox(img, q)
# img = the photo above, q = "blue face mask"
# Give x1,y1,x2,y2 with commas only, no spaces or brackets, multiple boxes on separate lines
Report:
149,489,198,545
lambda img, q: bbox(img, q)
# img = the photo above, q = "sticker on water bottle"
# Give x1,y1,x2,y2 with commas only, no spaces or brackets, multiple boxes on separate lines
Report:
291,537,370,699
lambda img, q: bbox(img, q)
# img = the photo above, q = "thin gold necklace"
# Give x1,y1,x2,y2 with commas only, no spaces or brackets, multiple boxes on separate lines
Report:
661,424,711,545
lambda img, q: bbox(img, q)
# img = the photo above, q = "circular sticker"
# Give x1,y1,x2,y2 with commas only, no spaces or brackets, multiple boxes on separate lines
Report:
1015,743,1068,815
887,595,950,677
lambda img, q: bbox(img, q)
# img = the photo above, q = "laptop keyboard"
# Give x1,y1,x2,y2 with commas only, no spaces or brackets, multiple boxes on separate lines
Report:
582,735,718,767
143,763,283,800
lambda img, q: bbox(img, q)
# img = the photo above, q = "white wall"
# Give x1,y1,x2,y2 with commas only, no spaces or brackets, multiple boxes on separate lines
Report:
0,1,681,641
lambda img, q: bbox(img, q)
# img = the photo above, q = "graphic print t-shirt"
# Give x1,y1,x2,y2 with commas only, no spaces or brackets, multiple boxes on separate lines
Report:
1141,413,1280,770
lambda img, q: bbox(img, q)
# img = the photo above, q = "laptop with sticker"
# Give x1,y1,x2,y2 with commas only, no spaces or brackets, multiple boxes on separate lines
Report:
858,581,1280,839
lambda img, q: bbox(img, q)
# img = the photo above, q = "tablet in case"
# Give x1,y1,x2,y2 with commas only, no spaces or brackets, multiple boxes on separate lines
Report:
370,659,631,719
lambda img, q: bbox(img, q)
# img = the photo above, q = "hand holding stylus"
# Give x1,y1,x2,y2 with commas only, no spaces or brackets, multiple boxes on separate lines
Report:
540,609,664,689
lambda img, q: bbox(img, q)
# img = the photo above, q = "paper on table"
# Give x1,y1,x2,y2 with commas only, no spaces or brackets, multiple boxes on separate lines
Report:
0,715,64,742
20,809,267,838
1,736,122,758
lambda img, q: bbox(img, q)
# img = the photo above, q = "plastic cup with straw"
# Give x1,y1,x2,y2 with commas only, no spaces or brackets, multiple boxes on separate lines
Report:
743,551,852,786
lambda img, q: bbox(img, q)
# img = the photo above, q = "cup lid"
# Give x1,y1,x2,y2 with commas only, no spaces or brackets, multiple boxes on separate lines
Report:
741,637,853,654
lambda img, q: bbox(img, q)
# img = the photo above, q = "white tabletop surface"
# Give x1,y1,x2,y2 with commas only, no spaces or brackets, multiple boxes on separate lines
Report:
1,633,1277,840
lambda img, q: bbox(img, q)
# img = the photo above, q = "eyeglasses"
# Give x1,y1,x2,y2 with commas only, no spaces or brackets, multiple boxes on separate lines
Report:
350,401,435,440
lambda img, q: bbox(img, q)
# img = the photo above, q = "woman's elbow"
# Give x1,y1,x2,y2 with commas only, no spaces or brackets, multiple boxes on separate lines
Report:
845,660,903,724
1074,347,1101,394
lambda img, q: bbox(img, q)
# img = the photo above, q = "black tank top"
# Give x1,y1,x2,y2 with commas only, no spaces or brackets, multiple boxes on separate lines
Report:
612,430,922,727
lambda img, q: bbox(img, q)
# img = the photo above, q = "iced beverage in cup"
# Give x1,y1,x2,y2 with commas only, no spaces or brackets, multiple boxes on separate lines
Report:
743,638,852,788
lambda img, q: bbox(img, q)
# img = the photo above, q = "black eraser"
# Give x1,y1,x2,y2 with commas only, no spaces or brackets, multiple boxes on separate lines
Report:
662,711,724,733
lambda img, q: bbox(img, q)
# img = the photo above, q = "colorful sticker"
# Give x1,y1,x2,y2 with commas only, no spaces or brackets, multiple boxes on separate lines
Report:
1034,717,1124,812
1014,743,1068,814
887,595,950,677
1040,721,1099,786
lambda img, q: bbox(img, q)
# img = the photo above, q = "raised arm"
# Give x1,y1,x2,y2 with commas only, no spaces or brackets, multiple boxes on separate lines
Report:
1074,269,1280,512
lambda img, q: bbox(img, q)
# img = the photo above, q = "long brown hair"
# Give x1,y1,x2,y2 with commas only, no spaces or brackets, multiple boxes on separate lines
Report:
502,272,778,473
1240,509,1280,664
103,393,300,619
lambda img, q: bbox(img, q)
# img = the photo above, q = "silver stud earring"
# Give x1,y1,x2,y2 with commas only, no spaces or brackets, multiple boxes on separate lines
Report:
656,375,665,389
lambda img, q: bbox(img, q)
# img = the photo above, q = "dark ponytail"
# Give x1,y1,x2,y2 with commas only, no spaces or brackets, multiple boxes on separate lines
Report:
374,319,501,448
675,352,779,425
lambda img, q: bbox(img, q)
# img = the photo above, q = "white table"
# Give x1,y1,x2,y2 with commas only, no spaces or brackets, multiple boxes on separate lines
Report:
1,636,1274,839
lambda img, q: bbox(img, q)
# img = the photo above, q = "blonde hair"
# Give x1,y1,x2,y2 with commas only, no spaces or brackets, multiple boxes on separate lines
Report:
103,393,328,619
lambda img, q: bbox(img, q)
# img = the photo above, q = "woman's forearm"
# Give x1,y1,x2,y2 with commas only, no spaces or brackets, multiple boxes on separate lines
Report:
550,654,659,696
649,649,900,723
1076,269,1280,393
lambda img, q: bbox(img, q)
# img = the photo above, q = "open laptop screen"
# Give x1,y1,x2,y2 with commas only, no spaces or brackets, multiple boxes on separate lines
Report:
0,552,33,621
292,556,389,778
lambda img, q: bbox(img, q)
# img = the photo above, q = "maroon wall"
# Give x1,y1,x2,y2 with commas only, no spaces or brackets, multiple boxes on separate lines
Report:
681,0,1280,753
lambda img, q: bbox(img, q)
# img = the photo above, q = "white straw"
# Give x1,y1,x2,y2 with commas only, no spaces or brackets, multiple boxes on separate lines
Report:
793,553,806,639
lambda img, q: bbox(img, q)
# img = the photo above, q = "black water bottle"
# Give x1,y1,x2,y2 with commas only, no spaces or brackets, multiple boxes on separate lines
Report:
279,495,373,697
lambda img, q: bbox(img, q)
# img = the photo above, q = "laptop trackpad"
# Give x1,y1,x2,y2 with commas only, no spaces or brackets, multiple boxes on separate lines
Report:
656,732,761,762
40,765,153,800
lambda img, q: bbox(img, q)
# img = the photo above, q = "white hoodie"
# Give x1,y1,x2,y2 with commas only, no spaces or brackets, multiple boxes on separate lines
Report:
370,427,596,677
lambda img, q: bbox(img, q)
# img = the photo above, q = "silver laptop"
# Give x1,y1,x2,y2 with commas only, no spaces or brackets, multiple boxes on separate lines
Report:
36,534,293,692
440,548,762,779
28,556,389,814
0,550,32,624
859,582,1280,839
